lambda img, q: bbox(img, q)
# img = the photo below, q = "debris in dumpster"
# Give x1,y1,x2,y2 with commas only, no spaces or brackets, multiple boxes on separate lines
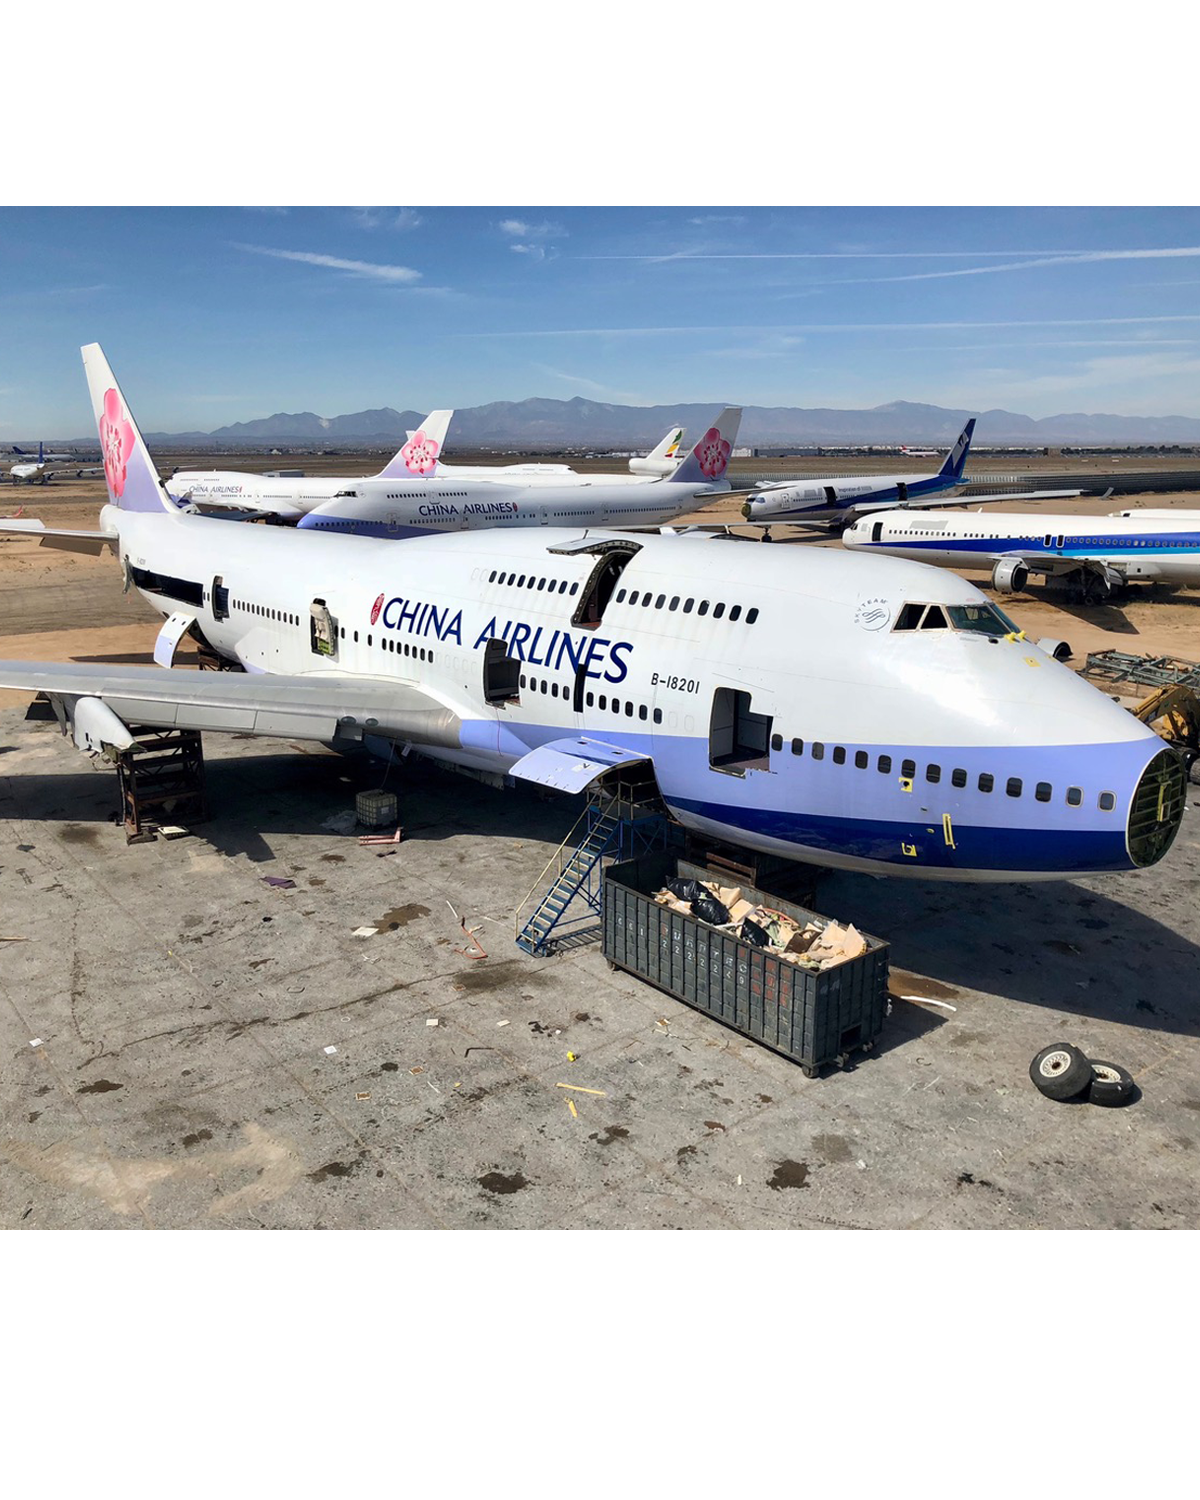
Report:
652,878,867,969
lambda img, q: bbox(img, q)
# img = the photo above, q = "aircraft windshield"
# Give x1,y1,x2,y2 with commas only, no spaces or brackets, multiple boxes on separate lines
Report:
894,602,1021,636
947,603,1021,636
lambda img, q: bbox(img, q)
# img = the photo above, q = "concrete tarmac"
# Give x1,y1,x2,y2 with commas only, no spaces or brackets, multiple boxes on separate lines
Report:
3,712,1198,1230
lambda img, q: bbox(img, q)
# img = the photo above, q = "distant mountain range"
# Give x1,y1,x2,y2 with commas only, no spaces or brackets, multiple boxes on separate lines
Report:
78,395,1200,449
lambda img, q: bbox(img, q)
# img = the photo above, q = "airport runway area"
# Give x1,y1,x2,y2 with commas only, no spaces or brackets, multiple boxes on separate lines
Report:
3,467,1200,1230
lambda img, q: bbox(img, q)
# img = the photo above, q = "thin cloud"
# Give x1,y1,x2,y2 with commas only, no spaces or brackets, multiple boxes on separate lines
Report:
459,314,1200,338
351,207,424,231
499,218,564,239
835,246,1200,285
532,364,644,403
234,243,422,284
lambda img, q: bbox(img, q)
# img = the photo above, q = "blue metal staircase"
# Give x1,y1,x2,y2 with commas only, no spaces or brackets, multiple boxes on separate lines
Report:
515,782,669,956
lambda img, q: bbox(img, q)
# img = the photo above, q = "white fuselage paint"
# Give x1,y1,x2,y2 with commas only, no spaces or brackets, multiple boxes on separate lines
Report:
105,504,1171,882
842,510,1200,585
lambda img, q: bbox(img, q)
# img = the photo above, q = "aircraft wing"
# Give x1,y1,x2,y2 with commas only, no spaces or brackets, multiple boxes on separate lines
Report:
0,517,118,554
178,497,307,522
992,549,1126,588
0,661,461,753
870,488,1085,515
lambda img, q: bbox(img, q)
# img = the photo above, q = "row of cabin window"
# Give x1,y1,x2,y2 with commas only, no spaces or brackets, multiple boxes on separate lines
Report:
235,601,300,626
490,570,580,595
519,674,663,723
613,588,759,622
770,734,1118,811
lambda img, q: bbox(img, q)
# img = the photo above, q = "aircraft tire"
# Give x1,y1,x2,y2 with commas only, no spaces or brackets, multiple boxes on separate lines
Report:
1086,1060,1137,1108
1029,1042,1093,1101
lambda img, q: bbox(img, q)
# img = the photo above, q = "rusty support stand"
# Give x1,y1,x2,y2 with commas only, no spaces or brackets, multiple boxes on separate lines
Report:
115,727,208,843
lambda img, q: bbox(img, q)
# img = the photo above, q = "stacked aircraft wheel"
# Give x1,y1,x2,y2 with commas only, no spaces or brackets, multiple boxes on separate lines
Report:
1029,1044,1137,1107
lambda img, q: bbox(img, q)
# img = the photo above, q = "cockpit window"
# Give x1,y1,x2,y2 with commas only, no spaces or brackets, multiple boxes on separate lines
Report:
895,601,1021,636
947,604,1019,636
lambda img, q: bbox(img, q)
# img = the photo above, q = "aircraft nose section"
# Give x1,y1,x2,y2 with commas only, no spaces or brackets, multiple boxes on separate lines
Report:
1127,745,1187,867
741,500,754,520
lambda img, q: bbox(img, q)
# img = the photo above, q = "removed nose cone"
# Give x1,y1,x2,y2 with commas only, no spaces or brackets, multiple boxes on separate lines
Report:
741,501,753,520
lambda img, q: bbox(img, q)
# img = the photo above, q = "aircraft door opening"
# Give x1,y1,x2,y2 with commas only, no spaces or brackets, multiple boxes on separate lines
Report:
708,687,773,775
483,637,521,705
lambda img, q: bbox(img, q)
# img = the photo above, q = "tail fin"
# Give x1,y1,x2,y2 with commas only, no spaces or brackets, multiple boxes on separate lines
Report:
81,343,177,512
629,426,686,476
938,417,976,481
376,409,454,479
38,441,45,463
669,407,743,486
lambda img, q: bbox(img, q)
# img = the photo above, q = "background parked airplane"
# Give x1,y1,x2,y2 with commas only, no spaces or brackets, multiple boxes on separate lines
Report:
9,441,104,483
841,508,1200,599
739,419,1081,532
0,345,1185,883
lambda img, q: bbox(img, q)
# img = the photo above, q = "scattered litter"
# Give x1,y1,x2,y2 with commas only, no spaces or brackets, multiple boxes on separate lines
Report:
737,1175,743,1186
566,1098,578,1119
555,1082,606,1096
453,914,488,960
355,1091,371,1101
323,1045,338,1055
901,995,957,1011
426,1018,440,1027
29,1038,43,1048
375,849,398,858
262,876,296,889
352,926,379,939
566,1052,578,1062
857,1160,867,1170
445,900,460,921
2,937,30,943
427,1080,441,1094
159,825,190,840
496,1019,510,1028
410,1066,424,1075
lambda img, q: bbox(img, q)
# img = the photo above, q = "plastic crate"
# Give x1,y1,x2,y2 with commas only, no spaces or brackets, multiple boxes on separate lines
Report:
356,789,398,827
602,853,889,1077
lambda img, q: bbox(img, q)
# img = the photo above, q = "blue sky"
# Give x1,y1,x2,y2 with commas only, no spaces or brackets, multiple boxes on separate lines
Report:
5,205,1200,439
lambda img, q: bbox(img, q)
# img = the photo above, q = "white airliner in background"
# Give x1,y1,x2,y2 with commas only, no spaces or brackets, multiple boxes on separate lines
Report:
741,418,1081,532
294,408,741,537
841,508,1200,599
166,415,688,519
9,442,103,483
898,444,939,458
0,343,1185,882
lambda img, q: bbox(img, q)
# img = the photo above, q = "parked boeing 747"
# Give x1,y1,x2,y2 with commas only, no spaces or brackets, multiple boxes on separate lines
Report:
166,416,688,519
842,508,1200,599
0,345,1185,881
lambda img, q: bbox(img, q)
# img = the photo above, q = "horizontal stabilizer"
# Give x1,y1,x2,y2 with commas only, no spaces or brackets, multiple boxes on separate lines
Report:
0,517,118,553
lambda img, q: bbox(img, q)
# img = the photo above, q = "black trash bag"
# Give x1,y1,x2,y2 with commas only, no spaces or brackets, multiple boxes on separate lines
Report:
667,878,708,903
690,894,731,926
740,917,772,948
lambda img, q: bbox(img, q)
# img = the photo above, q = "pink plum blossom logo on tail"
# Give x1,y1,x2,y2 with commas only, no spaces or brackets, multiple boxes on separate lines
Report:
370,593,385,626
695,426,731,480
401,428,440,476
100,388,136,499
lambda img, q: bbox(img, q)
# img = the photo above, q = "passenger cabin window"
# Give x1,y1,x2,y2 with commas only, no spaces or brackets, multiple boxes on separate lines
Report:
709,688,773,776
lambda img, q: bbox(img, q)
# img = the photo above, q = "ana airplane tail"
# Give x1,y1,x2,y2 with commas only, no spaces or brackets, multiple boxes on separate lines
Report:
938,417,976,482
669,407,742,486
375,410,454,479
81,343,176,513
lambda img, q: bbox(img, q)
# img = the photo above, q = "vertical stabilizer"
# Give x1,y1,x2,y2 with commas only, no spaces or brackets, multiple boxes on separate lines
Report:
939,418,976,481
80,344,175,512
669,407,742,486
376,409,454,478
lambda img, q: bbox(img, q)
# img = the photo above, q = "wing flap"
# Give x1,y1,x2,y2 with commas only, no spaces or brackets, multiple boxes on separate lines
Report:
0,517,118,554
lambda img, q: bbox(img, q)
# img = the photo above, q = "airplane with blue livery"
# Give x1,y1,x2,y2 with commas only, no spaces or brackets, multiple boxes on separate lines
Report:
841,507,1200,600
740,418,1081,534
0,344,1186,883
